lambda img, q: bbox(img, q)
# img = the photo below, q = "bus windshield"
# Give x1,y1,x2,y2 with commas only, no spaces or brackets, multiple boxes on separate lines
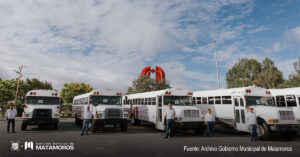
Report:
26,96,60,105
90,96,122,105
163,96,193,106
246,96,275,107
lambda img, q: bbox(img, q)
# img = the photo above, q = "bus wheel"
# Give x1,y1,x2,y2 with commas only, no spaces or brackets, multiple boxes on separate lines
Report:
21,122,27,131
257,120,271,140
53,123,58,130
120,120,128,132
134,117,141,125
194,124,205,135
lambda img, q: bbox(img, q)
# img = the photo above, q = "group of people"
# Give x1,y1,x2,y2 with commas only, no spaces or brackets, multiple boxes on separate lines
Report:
5,103,259,141
162,103,258,141
163,104,216,139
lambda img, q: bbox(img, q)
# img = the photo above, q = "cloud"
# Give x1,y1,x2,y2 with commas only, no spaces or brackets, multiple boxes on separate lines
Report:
272,42,281,52
247,26,269,34
0,0,256,91
285,26,300,43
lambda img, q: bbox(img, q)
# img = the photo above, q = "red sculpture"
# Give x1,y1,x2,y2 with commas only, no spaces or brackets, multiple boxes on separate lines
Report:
141,66,165,82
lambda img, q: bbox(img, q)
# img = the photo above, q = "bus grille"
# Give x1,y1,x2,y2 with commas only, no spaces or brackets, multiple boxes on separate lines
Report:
279,111,294,120
184,110,200,117
33,109,52,118
106,109,122,119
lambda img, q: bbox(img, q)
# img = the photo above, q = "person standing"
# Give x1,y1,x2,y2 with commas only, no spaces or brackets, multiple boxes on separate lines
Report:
247,107,258,141
205,109,215,137
81,106,92,136
6,105,17,133
165,103,176,139
129,104,134,124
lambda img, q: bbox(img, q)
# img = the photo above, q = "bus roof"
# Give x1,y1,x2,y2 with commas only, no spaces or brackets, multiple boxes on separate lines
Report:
193,86,270,97
269,87,300,96
26,90,60,97
73,89,122,100
125,88,192,99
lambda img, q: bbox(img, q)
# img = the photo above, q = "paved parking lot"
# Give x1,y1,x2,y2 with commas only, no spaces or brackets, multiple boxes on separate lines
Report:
0,119,300,157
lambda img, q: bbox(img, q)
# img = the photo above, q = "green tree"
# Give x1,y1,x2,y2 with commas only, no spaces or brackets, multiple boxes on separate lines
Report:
226,59,262,88
286,58,300,87
60,82,93,104
127,75,171,94
25,78,53,91
256,57,284,88
0,79,27,116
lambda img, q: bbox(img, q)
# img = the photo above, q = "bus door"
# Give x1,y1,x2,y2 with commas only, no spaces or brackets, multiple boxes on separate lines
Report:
296,95,300,114
233,96,248,132
155,95,165,130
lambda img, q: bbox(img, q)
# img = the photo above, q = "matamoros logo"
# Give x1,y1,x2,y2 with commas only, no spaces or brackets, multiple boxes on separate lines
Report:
10,141,75,151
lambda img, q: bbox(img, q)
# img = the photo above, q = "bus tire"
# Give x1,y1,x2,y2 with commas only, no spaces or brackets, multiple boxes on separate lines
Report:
53,123,58,130
120,120,128,131
194,124,205,135
257,120,271,140
21,122,27,131
134,117,141,125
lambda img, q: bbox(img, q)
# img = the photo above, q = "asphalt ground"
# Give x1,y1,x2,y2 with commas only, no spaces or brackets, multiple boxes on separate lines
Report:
0,118,299,157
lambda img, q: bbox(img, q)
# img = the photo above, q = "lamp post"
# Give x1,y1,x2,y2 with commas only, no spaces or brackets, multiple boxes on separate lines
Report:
214,40,220,89
13,65,26,106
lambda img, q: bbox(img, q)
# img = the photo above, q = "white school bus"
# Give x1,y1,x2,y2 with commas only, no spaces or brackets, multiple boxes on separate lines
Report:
269,88,300,125
72,89,129,132
123,88,205,134
193,86,300,140
21,90,61,130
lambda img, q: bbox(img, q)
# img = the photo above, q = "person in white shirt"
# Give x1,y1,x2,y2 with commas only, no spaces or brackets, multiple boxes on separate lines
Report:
247,107,258,141
205,109,215,137
6,105,17,133
81,106,92,136
165,103,176,139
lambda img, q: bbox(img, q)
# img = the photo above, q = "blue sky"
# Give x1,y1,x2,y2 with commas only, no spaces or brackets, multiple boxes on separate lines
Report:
0,0,300,92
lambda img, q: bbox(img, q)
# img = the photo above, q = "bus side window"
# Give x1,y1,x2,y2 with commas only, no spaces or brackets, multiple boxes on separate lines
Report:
158,96,162,107
141,98,144,105
276,96,286,107
215,96,221,104
152,97,156,105
202,97,207,104
234,98,239,106
240,98,244,106
208,97,214,105
222,96,232,104
196,97,201,104
286,95,297,107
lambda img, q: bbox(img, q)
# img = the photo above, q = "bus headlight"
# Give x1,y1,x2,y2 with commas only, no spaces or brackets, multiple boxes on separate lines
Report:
175,117,182,121
123,111,129,118
268,119,279,124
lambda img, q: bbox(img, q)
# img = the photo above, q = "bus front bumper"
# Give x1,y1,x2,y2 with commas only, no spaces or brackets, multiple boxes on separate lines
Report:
270,124,300,132
93,119,127,127
22,118,59,125
174,121,204,130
